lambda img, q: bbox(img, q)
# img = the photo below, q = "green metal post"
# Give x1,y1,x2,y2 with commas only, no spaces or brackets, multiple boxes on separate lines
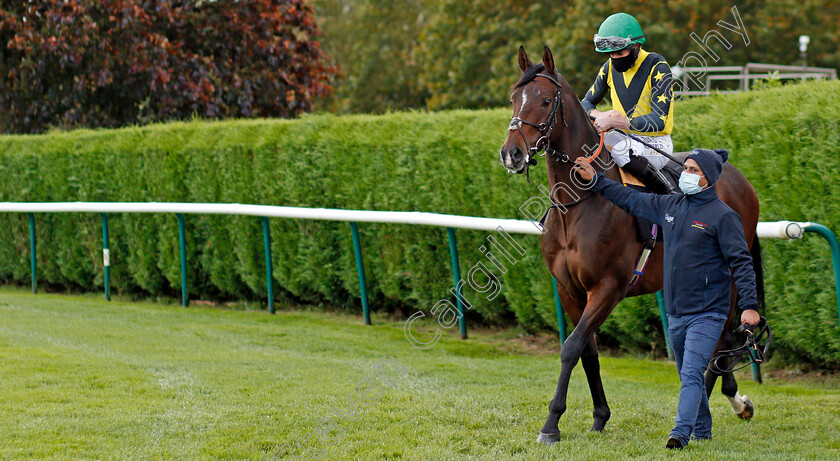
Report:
101,213,111,301
552,277,567,344
350,222,370,325
262,217,275,314
177,213,188,307
804,223,840,329
447,227,466,339
656,291,675,360
28,213,36,294
749,349,762,383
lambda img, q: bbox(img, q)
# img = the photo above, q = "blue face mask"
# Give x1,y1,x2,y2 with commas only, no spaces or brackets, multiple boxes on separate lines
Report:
679,172,705,194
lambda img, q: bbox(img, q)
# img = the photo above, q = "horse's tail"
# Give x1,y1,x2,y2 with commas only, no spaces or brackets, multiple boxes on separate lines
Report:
751,237,766,314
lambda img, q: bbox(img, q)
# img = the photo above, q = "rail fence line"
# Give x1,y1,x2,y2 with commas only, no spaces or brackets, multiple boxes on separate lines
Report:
1,202,838,368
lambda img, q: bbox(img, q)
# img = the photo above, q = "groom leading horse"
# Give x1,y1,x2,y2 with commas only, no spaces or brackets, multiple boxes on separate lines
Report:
500,45,763,446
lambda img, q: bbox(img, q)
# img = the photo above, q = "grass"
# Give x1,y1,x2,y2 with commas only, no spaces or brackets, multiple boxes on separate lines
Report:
1,287,838,460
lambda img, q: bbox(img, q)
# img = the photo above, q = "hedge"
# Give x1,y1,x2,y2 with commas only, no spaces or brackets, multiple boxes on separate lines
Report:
1,80,839,367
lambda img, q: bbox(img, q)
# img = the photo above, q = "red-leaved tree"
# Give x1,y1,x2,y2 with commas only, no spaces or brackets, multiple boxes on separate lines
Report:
0,0,335,133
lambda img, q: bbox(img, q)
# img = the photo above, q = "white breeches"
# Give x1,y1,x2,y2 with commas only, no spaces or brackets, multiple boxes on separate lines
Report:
604,131,673,170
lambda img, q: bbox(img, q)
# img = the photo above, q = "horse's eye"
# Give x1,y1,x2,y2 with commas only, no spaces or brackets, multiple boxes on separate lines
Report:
542,98,551,106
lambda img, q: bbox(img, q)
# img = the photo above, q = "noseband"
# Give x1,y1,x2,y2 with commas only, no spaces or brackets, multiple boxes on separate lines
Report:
508,73,569,167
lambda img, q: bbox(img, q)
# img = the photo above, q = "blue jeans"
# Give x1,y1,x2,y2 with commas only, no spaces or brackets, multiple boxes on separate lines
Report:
667,311,727,444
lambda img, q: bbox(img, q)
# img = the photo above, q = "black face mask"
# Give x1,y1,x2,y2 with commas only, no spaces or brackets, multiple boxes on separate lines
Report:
611,46,640,72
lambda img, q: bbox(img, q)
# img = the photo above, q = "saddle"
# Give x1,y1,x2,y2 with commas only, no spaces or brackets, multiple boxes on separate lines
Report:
620,152,690,242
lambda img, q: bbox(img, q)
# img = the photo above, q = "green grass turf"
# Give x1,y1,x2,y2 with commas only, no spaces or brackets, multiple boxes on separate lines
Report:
1,287,838,460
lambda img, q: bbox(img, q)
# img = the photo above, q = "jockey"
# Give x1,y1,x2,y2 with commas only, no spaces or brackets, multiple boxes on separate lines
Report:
580,12,676,194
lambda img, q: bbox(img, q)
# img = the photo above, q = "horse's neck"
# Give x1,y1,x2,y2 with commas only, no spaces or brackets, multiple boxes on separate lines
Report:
544,105,623,232
545,110,619,204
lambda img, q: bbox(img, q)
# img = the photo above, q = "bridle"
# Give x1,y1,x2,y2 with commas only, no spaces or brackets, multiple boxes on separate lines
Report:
508,71,606,209
708,317,772,374
508,72,569,171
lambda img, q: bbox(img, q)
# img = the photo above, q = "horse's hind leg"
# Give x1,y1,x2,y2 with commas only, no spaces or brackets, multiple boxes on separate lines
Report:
718,366,754,420
581,336,610,431
705,355,755,420
714,286,754,420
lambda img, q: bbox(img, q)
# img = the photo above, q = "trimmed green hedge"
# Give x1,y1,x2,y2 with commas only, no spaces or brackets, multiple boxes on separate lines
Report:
1,80,839,366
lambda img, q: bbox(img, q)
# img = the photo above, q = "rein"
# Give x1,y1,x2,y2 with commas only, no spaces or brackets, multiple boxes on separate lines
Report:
708,317,772,374
581,131,606,164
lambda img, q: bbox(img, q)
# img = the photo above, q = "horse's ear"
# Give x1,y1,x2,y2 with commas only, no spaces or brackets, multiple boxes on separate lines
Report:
542,46,556,74
518,45,532,73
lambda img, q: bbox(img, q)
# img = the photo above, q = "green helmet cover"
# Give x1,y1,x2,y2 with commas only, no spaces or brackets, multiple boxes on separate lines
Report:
594,12,646,53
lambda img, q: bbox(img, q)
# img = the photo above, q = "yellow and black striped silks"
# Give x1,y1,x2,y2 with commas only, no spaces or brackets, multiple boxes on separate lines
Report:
581,49,675,136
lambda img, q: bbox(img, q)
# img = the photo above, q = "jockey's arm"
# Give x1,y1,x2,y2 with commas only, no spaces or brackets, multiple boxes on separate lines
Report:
626,61,673,134
580,62,609,117
582,62,631,131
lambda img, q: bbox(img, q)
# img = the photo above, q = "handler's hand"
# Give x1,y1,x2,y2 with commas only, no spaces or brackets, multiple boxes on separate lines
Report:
573,157,596,182
740,309,760,325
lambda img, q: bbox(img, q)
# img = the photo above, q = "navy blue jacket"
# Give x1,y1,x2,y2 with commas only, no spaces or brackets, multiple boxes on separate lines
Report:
593,173,758,316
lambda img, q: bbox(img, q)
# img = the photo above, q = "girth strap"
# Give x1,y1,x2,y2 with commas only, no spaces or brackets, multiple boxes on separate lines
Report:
626,224,658,295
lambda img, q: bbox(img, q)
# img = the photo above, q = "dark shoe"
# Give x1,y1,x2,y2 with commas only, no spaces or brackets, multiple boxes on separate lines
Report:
666,437,685,449
622,155,674,194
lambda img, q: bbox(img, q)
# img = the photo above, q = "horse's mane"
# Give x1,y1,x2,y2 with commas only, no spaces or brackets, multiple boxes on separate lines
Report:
514,63,547,89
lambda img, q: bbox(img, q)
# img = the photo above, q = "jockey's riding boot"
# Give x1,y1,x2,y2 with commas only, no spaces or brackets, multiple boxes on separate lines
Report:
623,155,674,195
640,163,675,194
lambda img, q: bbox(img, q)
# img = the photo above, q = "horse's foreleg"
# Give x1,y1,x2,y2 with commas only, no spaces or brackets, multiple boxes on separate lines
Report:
581,336,610,431
538,286,619,444
538,318,591,443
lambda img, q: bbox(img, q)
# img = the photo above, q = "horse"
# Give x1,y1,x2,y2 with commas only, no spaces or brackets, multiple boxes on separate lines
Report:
499,46,764,444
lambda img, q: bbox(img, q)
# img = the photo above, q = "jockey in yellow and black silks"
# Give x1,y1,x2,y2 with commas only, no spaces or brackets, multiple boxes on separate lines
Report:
581,12,676,194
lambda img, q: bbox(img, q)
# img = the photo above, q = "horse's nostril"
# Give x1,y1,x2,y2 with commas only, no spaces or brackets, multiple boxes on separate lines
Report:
511,147,523,162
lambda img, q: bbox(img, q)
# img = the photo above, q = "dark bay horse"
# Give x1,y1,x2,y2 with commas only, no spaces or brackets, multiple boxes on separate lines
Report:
500,46,763,444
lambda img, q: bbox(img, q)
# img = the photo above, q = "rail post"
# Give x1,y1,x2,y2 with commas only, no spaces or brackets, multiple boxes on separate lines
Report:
552,277,567,344
262,217,274,314
803,223,840,328
349,222,370,325
28,213,36,293
447,227,466,339
177,213,188,307
749,349,762,383
656,291,675,361
101,213,111,301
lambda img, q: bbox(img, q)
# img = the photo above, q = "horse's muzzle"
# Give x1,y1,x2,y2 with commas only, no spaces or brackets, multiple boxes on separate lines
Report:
500,145,527,173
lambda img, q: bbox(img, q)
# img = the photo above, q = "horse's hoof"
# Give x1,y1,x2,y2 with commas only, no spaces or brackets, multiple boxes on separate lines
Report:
737,397,754,420
537,432,562,445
